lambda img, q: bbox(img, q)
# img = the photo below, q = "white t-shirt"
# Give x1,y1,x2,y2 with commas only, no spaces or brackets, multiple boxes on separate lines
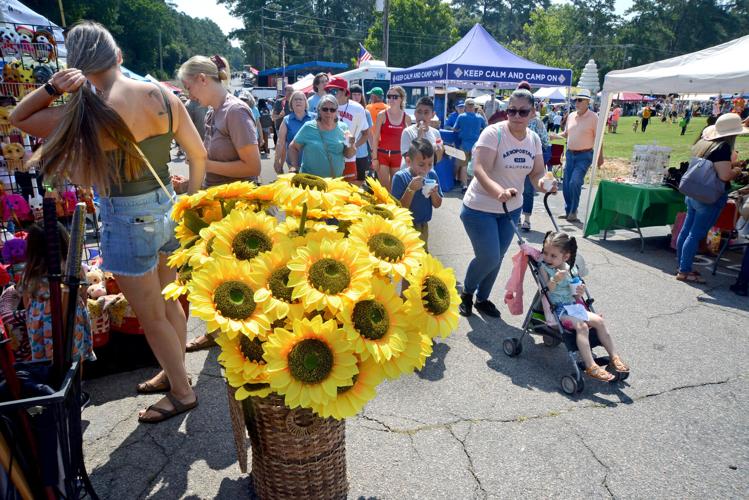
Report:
462,121,542,213
553,113,563,125
337,100,369,162
400,125,443,167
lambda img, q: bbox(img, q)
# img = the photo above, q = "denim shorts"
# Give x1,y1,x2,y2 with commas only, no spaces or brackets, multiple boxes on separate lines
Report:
99,186,178,276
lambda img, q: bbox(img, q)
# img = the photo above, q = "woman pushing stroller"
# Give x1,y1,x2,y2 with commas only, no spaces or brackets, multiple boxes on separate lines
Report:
538,232,630,382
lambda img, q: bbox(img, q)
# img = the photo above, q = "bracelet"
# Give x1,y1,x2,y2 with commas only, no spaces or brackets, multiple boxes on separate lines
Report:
406,187,415,193
44,81,62,96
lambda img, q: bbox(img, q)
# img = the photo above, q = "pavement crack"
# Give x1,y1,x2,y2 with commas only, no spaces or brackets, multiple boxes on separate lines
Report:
568,422,615,499
447,423,486,499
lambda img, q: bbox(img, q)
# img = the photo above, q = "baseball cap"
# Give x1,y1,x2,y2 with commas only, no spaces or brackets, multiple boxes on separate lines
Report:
465,98,475,106
325,77,349,94
366,87,384,96
455,100,465,107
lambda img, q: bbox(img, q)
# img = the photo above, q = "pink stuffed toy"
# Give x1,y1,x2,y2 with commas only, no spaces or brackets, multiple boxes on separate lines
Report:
1,193,31,222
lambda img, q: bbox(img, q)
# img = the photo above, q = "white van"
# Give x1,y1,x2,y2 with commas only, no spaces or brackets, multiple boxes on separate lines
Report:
337,60,427,116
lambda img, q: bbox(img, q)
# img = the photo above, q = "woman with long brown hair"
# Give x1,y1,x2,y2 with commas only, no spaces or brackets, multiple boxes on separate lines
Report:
372,85,411,191
10,21,207,423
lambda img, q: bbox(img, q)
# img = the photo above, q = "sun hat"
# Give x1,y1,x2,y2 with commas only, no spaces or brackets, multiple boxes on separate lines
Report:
465,98,475,106
366,86,383,96
573,89,592,100
702,112,749,141
325,77,349,94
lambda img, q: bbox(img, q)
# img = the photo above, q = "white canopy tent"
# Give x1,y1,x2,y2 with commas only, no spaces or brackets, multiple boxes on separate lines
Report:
583,34,749,233
534,86,571,102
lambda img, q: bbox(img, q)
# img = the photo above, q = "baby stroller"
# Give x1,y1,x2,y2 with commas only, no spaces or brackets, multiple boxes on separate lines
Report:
501,193,629,395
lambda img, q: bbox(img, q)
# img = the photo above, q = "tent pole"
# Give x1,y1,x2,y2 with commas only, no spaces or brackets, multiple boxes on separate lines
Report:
582,90,612,235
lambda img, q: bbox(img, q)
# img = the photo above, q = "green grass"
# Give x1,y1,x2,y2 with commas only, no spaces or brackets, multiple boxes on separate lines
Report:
553,115,749,168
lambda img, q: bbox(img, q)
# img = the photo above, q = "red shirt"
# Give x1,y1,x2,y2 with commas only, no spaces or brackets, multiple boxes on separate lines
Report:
379,111,406,151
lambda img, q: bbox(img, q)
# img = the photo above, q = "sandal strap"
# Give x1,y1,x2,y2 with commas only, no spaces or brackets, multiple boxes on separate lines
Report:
165,392,197,413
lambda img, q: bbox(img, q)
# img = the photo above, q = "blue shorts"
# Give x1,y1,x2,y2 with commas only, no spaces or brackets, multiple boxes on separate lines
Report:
99,186,178,276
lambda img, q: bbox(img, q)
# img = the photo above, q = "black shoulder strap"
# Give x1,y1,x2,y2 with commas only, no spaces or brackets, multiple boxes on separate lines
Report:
154,83,173,133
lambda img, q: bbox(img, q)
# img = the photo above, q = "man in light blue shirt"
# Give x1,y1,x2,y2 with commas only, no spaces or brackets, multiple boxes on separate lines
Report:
453,98,487,192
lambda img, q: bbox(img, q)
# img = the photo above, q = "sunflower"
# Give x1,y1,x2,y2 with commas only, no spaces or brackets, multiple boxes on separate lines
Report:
337,201,413,227
339,278,407,363
216,331,268,382
188,258,271,338
273,173,351,211
211,209,285,262
203,180,256,202
250,240,299,321
174,200,224,245
377,327,430,379
287,238,373,314
162,262,192,301
311,356,384,419
264,315,358,409
224,369,272,400
403,254,460,339
365,177,400,205
171,191,211,222
274,216,341,243
348,215,426,280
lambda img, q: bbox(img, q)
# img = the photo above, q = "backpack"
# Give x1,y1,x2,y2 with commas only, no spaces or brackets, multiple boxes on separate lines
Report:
678,157,725,203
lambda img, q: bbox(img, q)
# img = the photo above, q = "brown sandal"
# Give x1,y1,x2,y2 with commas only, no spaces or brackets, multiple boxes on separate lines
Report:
136,373,192,394
585,364,615,382
609,355,630,373
185,334,218,352
138,393,198,424
676,272,706,284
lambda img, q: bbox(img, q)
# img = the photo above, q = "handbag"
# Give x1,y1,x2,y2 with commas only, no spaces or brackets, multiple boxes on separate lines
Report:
678,156,725,204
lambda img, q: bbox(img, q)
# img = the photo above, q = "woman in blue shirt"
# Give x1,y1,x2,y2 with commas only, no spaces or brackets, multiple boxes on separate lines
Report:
274,90,314,174
288,94,356,177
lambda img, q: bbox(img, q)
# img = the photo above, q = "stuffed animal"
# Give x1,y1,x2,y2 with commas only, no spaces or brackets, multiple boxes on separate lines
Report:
61,188,78,216
0,193,31,222
1,237,26,264
15,64,34,98
32,64,53,85
29,185,43,222
14,26,34,57
32,29,56,62
0,24,19,57
0,105,12,134
2,142,25,172
76,186,96,214
85,266,107,299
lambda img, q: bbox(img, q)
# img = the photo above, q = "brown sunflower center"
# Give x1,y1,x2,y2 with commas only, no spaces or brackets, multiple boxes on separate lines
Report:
239,335,265,364
268,266,293,303
422,276,450,315
337,220,352,236
368,233,405,262
362,204,394,220
309,258,351,294
337,373,359,394
288,339,333,383
352,300,389,340
183,208,209,235
177,264,192,283
232,228,272,260
291,173,328,191
214,280,256,320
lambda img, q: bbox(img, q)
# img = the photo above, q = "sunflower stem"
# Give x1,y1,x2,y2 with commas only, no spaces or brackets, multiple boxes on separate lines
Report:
298,203,308,236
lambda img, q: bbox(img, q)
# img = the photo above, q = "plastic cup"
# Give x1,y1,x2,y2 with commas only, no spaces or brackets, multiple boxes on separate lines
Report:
543,178,555,191
422,179,437,197
569,278,582,295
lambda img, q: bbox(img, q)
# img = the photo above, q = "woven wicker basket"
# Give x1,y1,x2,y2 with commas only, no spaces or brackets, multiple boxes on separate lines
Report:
244,393,348,500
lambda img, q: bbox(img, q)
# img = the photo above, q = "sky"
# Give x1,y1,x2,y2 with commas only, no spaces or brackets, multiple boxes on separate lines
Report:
172,0,635,43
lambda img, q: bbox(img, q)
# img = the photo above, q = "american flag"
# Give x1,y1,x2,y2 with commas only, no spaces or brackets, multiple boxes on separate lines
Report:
249,66,259,75
358,43,372,67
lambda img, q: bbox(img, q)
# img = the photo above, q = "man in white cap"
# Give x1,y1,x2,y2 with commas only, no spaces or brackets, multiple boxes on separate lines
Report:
551,89,604,222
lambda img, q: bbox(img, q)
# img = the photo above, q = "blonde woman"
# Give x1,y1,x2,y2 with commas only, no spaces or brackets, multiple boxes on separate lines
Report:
179,55,261,187
178,55,261,352
10,21,207,423
372,85,411,190
274,90,314,174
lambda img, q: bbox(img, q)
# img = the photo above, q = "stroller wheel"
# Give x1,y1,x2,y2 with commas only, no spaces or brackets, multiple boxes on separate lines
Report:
542,335,561,347
503,338,522,357
560,375,578,395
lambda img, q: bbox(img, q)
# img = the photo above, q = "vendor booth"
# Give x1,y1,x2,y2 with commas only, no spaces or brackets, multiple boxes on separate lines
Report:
583,34,749,252
391,24,572,191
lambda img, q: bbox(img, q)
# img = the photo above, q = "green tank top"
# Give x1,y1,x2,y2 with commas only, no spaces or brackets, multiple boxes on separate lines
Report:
108,84,174,197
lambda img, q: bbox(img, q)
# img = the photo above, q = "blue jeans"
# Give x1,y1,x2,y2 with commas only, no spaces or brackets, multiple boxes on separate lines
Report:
563,149,593,215
523,176,535,214
676,194,728,273
460,204,521,302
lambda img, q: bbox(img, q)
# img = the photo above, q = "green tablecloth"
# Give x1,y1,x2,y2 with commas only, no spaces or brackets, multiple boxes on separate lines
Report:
584,180,687,237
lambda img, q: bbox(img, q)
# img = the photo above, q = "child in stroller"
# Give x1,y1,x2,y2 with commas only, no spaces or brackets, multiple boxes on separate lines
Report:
538,232,629,382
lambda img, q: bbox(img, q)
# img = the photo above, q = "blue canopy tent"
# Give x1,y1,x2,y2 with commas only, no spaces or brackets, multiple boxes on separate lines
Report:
391,24,572,90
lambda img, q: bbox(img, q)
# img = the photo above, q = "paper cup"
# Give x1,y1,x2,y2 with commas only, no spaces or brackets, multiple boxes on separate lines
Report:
543,178,555,191
422,180,436,197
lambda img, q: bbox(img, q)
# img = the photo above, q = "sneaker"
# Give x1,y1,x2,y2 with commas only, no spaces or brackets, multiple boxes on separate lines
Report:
567,212,579,222
474,299,501,318
520,220,531,232
558,213,568,219
458,292,473,317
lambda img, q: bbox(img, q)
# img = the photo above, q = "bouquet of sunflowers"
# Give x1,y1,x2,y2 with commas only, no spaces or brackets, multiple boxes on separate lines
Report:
163,174,459,420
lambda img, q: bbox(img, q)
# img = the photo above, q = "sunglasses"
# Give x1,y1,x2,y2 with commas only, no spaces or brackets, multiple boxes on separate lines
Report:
507,108,531,117
386,94,401,100
575,98,589,103
320,107,338,113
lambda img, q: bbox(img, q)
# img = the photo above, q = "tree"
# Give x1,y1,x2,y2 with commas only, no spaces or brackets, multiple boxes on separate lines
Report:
364,0,458,67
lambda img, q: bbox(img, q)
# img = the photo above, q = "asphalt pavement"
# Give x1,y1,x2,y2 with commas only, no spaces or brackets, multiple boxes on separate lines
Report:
81,153,749,499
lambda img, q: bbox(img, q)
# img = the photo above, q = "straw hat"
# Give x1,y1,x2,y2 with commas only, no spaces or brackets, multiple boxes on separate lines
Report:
702,113,749,141
573,89,592,100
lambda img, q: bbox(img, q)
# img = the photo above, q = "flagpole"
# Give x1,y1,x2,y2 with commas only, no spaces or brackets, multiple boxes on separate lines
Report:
382,0,389,65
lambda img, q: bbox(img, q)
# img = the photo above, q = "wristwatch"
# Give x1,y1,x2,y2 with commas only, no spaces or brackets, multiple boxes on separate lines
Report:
44,81,62,96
